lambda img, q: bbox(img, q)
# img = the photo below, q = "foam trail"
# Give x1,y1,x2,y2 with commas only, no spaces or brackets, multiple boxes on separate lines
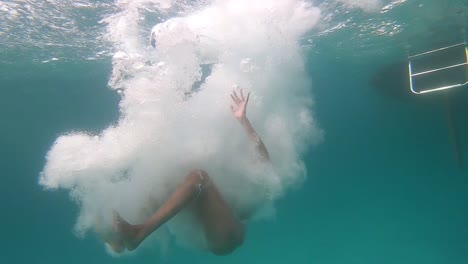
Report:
336,0,382,12
40,0,323,250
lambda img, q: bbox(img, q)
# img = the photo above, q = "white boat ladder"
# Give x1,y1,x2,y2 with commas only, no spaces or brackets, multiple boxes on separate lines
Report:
408,42,468,94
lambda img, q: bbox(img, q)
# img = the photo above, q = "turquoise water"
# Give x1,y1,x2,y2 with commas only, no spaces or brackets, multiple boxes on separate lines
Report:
1,1,468,263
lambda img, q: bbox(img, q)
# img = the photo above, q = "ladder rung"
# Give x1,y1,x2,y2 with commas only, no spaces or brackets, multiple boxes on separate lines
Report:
412,82,468,94
411,62,468,77
409,42,466,58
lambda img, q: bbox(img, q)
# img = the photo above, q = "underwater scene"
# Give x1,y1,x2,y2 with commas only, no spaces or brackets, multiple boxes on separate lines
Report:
1,0,467,263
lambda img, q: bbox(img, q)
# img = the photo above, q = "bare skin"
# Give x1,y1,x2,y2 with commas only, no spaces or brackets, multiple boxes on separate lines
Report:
109,89,270,255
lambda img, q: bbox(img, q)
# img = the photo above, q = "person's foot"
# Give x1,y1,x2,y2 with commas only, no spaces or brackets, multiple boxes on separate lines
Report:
94,214,125,253
106,239,125,253
113,211,142,251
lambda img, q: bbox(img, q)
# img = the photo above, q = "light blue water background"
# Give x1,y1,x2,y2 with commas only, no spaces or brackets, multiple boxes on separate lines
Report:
0,1,467,263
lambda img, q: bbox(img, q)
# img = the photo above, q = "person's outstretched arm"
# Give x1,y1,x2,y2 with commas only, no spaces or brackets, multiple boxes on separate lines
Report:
230,89,270,162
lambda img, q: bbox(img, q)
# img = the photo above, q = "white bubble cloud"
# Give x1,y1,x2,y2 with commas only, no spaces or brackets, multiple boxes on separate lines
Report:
40,0,323,250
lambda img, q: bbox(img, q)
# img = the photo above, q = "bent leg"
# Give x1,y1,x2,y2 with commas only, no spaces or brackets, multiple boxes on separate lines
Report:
113,169,244,255
195,170,245,255
113,170,205,251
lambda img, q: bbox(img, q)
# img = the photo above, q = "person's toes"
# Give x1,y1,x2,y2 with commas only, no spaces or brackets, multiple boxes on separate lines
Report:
107,240,125,253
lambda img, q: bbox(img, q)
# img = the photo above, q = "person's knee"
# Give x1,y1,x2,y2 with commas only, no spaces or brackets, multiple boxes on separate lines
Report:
211,230,245,255
186,169,210,191
194,169,209,179
187,169,209,181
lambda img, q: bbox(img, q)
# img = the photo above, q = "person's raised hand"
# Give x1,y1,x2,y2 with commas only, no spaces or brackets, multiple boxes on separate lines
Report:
230,88,250,122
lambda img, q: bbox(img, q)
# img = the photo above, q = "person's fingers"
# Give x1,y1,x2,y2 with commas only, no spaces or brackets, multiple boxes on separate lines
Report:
233,90,241,103
230,105,235,112
240,89,245,101
246,92,250,105
233,90,240,102
231,94,239,104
